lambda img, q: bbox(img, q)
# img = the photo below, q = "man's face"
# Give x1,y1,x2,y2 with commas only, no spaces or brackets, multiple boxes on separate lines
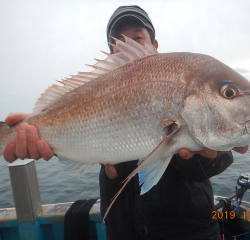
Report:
112,23,158,54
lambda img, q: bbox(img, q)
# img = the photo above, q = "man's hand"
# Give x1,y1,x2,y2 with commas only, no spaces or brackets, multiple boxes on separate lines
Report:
178,146,249,160
3,112,54,163
103,164,118,179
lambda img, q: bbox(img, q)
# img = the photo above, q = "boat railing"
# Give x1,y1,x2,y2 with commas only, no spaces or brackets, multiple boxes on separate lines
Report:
0,159,106,240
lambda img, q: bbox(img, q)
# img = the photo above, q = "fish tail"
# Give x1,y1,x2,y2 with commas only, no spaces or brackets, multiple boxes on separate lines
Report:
0,121,12,157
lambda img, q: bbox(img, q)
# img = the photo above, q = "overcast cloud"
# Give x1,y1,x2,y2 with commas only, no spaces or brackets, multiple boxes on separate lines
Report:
0,0,249,120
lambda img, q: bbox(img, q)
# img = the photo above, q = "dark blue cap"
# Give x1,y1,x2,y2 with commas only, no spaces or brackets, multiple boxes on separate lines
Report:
107,5,155,50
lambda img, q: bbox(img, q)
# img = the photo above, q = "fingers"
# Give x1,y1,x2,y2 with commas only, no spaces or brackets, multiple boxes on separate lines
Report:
3,136,18,163
178,148,218,160
196,148,218,159
37,141,54,161
104,164,118,179
233,145,249,154
26,126,42,160
15,123,29,158
3,122,54,162
179,145,249,160
5,112,31,126
178,148,194,159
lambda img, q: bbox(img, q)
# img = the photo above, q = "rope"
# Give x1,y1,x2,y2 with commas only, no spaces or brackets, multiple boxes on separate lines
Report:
233,231,250,239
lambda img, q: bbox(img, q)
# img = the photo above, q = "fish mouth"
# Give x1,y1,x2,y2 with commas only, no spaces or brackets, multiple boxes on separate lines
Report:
245,121,250,134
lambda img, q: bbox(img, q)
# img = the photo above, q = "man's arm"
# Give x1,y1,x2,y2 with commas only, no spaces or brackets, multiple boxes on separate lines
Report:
170,152,234,182
104,147,248,179
178,147,249,160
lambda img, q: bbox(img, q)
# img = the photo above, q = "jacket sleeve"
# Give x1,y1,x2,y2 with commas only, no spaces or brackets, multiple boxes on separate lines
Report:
169,151,233,182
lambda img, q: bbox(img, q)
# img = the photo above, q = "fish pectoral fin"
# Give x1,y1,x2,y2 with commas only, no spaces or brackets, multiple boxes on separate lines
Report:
138,156,171,195
58,155,93,176
161,119,174,127
103,123,180,221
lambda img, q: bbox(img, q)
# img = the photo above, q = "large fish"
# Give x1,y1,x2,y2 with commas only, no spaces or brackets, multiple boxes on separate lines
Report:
1,36,250,218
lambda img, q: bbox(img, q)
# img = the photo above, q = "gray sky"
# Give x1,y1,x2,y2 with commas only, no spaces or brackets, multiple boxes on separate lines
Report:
0,0,249,121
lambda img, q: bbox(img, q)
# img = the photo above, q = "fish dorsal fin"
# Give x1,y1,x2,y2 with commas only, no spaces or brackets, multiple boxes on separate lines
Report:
32,35,158,114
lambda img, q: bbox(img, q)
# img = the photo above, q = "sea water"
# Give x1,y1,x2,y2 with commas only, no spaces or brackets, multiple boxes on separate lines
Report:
0,150,250,209
0,156,101,208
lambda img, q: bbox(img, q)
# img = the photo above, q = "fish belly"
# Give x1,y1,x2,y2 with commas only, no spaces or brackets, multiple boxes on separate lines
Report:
38,113,165,165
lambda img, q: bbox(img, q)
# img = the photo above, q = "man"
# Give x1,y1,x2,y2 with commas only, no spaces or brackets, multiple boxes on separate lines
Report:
100,6,244,240
3,5,249,240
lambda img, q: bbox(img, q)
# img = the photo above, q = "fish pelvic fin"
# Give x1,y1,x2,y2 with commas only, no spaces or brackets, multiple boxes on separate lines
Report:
32,35,158,115
103,123,180,221
58,155,93,176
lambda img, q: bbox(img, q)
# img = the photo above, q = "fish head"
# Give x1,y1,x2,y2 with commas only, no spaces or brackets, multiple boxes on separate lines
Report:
180,54,250,151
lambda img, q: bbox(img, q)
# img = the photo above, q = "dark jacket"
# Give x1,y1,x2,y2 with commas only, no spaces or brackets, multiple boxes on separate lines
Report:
100,152,233,240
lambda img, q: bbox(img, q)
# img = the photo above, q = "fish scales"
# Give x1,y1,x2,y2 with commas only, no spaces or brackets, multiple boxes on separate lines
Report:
19,54,187,164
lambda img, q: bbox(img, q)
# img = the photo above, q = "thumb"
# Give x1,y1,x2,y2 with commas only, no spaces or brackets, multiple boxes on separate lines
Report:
5,112,31,126
233,145,249,154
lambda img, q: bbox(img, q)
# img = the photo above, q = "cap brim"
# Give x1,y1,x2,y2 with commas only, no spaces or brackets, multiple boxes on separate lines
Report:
109,14,147,42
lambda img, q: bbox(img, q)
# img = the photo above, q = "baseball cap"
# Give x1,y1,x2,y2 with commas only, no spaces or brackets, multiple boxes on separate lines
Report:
107,5,155,50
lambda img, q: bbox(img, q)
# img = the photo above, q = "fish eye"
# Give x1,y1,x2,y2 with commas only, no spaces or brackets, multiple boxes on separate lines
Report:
220,84,238,99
